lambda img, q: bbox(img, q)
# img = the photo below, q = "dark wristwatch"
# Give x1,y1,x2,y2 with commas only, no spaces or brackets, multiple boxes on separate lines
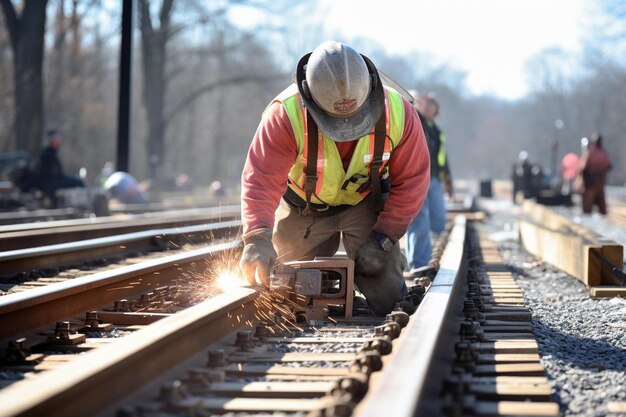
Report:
371,231,394,252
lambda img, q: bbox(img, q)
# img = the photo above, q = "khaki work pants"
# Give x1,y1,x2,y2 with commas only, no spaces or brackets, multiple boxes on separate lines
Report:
273,196,407,315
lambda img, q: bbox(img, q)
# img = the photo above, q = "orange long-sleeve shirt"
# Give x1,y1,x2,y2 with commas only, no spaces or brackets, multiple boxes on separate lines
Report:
241,90,430,242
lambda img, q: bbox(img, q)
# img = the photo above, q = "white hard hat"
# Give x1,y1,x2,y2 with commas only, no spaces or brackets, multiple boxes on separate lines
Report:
296,41,384,142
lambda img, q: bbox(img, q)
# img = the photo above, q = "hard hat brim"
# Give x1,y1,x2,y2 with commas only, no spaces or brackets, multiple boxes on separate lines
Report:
296,53,385,143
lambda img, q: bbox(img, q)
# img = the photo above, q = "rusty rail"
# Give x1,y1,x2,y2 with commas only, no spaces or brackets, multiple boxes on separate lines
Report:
0,220,241,276
0,240,242,340
0,206,240,250
354,216,468,417
0,286,259,417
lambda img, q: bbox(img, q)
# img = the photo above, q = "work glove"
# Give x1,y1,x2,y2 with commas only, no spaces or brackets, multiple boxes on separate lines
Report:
354,234,400,316
354,237,389,279
239,228,277,287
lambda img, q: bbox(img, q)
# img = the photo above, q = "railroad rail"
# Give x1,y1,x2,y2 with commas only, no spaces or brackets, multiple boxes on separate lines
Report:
0,214,560,416
0,219,241,279
0,205,240,251
0,208,82,226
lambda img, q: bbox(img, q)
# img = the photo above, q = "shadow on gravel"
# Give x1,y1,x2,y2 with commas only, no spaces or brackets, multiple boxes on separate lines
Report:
531,318,626,373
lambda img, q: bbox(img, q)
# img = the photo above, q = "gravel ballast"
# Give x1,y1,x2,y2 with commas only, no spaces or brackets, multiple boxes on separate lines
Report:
481,200,626,417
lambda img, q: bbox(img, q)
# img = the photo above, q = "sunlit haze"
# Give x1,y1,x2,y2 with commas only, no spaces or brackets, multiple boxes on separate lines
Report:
230,0,587,100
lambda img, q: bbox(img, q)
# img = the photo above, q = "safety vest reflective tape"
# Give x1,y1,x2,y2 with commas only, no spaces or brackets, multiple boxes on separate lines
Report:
270,84,405,206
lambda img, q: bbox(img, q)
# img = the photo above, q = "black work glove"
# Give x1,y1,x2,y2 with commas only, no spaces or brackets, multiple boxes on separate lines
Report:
239,228,277,286
354,236,390,278
354,233,398,316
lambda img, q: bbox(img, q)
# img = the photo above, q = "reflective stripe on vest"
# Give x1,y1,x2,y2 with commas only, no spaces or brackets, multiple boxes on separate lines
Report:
274,84,405,206
438,132,447,177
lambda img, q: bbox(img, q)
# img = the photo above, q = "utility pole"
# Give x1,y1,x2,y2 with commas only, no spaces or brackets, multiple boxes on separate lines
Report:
116,0,133,173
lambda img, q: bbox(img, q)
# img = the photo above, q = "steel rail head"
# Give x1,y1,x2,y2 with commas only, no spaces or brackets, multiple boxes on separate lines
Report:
353,216,468,417
0,287,259,417
0,239,243,339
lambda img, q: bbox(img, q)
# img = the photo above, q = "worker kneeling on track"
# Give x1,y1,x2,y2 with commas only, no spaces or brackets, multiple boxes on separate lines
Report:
239,41,430,316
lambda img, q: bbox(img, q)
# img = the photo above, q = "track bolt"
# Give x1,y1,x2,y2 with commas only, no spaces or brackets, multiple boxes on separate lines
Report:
468,282,482,296
463,300,479,319
254,324,269,340
351,351,382,374
459,321,478,341
206,349,225,367
235,330,252,351
389,310,410,328
382,316,401,339
113,299,130,312
187,369,208,386
363,337,392,356
3,338,30,364
332,372,369,401
159,380,186,405
319,399,355,417
84,311,100,329
54,322,72,340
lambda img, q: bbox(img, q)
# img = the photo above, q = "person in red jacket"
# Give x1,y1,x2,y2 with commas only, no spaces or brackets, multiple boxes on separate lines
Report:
579,133,612,214
239,41,430,316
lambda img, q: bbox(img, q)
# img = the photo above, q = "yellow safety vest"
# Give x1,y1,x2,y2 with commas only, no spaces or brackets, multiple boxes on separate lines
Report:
270,84,405,206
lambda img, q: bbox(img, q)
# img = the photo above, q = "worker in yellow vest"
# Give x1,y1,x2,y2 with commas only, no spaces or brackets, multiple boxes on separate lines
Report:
239,41,430,316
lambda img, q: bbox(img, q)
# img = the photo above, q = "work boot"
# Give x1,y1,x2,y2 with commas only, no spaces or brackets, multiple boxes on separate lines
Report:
352,295,372,316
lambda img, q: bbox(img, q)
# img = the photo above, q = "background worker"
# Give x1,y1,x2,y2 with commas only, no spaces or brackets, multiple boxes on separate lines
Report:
405,93,452,276
560,151,580,195
579,133,612,215
239,41,430,316
511,150,532,203
36,130,84,207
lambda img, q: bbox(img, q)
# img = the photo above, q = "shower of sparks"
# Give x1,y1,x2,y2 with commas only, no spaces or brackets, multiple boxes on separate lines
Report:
216,269,246,292
166,243,318,334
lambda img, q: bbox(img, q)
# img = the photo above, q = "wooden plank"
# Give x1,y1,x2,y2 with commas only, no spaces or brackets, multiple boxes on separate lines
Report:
176,396,328,413
262,336,370,344
470,383,552,400
222,364,347,377
473,400,559,416
471,376,549,385
479,341,538,354
473,363,546,376
599,241,624,285
481,325,533,332
520,200,624,288
590,286,626,297
482,312,532,321
481,333,535,341
204,381,334,397
607,402,626,413
476,353,541,363
227,352,355,362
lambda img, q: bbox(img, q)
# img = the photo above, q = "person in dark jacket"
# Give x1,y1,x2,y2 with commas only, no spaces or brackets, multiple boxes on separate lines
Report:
36,130,84,207
405,92,453,276
579,133,612,214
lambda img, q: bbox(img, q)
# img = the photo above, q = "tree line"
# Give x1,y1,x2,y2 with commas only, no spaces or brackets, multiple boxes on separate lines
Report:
0,0,624,188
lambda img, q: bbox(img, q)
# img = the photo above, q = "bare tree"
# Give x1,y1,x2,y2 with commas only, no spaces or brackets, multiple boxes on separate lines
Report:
0,0,48,157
